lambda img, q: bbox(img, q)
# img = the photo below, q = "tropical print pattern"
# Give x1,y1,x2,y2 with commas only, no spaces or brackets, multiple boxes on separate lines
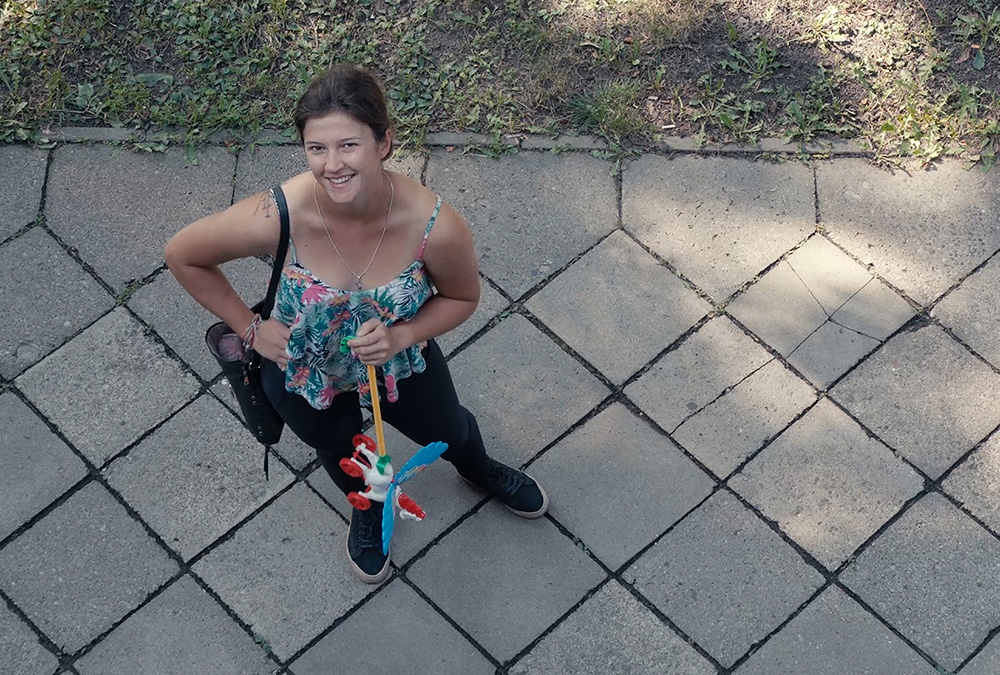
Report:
272,197,442,410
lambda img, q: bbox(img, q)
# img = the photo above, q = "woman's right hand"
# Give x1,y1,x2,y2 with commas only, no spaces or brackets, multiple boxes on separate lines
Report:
253,318,291,369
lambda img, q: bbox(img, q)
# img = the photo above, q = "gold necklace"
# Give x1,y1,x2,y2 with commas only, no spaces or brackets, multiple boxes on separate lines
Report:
313,171,394,290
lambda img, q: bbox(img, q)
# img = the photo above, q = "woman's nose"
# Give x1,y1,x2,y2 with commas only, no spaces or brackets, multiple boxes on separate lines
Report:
324,151,343,172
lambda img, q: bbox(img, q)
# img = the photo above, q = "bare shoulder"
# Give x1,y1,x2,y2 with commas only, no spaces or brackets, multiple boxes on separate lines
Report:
421,193,477,274
387,173,471,245
275,171,319,216
428,199,472,245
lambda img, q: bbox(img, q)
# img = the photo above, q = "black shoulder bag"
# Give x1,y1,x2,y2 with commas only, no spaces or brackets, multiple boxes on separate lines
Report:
205,185,290,479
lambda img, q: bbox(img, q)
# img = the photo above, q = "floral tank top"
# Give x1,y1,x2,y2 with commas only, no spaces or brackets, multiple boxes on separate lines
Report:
272,196,442,410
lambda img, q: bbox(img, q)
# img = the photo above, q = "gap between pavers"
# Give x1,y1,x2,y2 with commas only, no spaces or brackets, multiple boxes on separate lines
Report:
15,307,200,467
288,579,495,675
73,575,275,675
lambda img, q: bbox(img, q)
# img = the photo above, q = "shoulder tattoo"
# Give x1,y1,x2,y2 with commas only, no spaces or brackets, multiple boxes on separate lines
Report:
253,193,274,219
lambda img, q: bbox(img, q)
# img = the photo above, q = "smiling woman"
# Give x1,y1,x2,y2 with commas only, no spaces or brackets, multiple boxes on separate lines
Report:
164,63,549,585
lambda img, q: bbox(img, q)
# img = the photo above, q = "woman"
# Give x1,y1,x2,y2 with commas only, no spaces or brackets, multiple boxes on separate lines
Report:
166,64,548,584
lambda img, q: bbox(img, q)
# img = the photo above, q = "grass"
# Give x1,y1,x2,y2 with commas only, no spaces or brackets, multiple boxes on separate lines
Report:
1,0,999,166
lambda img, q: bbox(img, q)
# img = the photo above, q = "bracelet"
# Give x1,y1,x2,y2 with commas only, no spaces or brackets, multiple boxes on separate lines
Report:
241,314,263,350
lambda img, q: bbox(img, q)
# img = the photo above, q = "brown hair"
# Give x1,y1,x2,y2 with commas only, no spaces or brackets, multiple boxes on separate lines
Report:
293,64,393,160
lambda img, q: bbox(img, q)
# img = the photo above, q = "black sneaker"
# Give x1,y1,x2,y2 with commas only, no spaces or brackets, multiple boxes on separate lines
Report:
459,457,549,518
346,502,390,584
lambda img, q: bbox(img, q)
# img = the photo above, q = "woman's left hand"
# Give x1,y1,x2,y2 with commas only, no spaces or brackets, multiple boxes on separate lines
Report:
347,319,400,366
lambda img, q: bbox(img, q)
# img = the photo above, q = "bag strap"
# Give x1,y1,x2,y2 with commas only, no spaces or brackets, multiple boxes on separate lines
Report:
252,186,289,481
259,185,291,320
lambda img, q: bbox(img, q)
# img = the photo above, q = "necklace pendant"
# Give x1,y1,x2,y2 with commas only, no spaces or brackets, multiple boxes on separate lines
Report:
355,276,363,290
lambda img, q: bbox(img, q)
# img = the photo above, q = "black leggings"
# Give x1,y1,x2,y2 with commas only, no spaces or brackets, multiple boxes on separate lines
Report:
261,340,488,496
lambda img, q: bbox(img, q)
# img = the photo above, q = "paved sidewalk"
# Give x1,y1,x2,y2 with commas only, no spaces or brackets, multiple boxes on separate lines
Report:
3,137,1000,675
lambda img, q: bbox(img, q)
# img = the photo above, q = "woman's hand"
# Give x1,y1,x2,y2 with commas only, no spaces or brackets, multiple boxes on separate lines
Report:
253,318,291,369
347,318,401,366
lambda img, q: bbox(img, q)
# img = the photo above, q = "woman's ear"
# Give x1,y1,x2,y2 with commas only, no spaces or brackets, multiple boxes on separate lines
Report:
380,129,393,160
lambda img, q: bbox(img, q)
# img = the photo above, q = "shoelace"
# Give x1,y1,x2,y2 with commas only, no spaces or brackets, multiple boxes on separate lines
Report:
488,463,525,497
353,509,381,548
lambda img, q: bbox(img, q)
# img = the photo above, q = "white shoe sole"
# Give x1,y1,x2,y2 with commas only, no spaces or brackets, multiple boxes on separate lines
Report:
345,532,391,584
459,472,550,519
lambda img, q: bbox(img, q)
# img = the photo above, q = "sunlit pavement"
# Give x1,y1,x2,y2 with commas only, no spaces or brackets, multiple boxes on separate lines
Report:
3,133,1000,675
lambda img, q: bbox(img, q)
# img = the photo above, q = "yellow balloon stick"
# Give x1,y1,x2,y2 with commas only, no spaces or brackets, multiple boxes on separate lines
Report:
339,337,388,459
367,363,387,457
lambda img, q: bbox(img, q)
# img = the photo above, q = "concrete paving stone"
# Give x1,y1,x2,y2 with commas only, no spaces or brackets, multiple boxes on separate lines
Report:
306,422,481,564
424,131,512,148
731,235,912,387
234,145,307,200
727,261,829,356
425,150,617,299
304,463,348,513
289,579,494,675
732,585,937,675
519,134,609,150
527,230,711,384
787,320,881,389
128,257,271,379
829,277,915,340
0,393,88,542
74,576,274,675
0,227,114,378
447,314,609,467
786,235,874,314
0,145,47,241
0,602,59,675
16,308,200,466
234,145,423,202
436,278,509,356
730,399,924,570
933,253,1000,369
623,155,815,302
840,493,1000,671
658,137,702,151
43,127,134,143
672,360,817,477
943,431,1000,536
407,501,606,662
0,482,178,653
45,145,235,292
624,490,825,667
831,325,1000,479
530,403,715,569
103,394,295,561
624,316,773,433
267,431,317,472
510,581,717,675
819,158,1000,305
192,482,371,661
209,380,317,471
961,633,1000,675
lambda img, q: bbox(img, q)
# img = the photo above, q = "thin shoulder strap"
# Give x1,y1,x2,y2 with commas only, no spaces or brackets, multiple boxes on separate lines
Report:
416,196,443,261
259,185,290,320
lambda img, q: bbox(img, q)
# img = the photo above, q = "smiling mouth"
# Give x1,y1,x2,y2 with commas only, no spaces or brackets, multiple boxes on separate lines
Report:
329,174,353,185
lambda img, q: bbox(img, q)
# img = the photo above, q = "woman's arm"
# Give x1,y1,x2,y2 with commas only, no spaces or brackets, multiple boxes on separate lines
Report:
165,190,287,353
349,202,480,365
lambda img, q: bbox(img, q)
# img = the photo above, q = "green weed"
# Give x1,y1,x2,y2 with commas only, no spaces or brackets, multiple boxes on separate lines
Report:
0,0,999,163
115,279,144,306
779,68,858,143
951,8,1000,70
569,79,652,147
690,75,765,143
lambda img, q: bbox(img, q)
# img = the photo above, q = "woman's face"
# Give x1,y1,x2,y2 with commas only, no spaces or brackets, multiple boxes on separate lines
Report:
303,111,392,204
